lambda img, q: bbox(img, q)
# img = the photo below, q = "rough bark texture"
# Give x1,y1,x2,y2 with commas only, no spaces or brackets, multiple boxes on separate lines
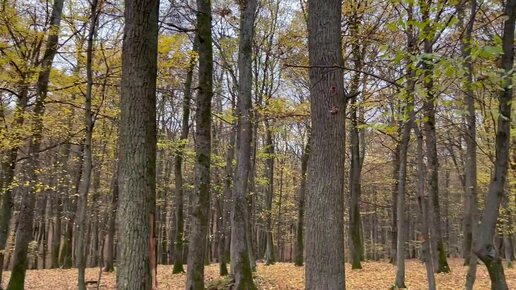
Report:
116,0,158,288
305,0,346,288
230,0,258,288
7,0,64,288
185,0,213,287
474,0,516,289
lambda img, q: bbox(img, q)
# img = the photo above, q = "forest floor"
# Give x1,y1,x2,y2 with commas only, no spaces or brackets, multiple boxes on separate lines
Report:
2,258,516,289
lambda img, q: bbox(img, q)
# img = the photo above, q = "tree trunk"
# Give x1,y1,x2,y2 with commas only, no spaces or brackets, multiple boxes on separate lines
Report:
230,0,258,288
219,120,236,276
394,6,416,287
116,0,158,288
474,0,516,289
415,126,436,290
172,38,197,275
76,0,98,287
103,167,118,272
264,121,275,265
294,134,310,267
7,0,64,287
185,0,214,286
305,0,346,288
420,0,450,273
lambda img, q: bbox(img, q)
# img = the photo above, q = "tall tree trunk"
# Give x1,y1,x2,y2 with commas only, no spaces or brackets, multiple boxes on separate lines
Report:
116,0,158,288
230,0,258,288
394,5,416,287
458,0,478,268
264,121,275,265
76,0,98,287
305,0,346,288
390,144,400,264
294,133,310,267
219,120,236,276
419,0,450,273
348,4,364,268
7,0,64,288
172,39,197,275
415,126,436,290
474,0,516,289
185,0,214,286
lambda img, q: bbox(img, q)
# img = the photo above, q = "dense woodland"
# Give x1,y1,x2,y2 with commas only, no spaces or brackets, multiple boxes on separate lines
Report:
0,0,515,289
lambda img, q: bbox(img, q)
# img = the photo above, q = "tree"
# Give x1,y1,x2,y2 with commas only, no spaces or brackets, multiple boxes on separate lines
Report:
185,0,214,286
393,3,417,288
474,0,516,288
76,0,99,288
419,0,450,273
305,0,346,288
6,0,64,288
172,39,197,275
116,0,159,288
230,0,258,288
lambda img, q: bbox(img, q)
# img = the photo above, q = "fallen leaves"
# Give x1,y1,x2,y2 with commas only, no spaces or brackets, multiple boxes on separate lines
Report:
1,258,515,289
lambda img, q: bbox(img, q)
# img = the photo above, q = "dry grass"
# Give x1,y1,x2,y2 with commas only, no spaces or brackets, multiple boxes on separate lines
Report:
2,258,515,289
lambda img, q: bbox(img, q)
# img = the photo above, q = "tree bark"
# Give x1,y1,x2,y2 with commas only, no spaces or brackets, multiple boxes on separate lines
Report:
116,0,158,288
185,0,214,286
230,0,258,288
305,0,346,288
474,0,516,289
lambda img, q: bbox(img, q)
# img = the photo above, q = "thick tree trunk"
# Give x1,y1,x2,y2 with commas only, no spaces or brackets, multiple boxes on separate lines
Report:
185,0,214,287
116,0,158,288
294,134,310,267
230,0,258,288
474,1,516,289
305,0,346,288
7,0,64,288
